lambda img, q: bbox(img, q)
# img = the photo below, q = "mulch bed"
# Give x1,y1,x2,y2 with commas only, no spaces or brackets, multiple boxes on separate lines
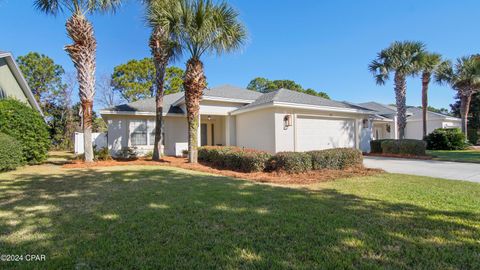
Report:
63,156,383,185
364,153,433,160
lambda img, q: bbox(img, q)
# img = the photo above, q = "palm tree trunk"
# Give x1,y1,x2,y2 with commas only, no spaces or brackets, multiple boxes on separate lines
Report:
183,57,206,163
421,72,431,138
65,13,96,162
460,92,472,137
394,72,407,139
150,28,170,161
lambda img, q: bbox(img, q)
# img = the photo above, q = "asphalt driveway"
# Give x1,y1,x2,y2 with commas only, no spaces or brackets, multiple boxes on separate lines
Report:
364,156,480,182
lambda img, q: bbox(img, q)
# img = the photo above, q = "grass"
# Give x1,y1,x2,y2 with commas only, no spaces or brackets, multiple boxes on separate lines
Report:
427,149,480,163
1,165,480,269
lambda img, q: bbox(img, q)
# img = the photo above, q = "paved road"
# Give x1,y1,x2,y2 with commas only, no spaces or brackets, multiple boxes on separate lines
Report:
363,156,480,182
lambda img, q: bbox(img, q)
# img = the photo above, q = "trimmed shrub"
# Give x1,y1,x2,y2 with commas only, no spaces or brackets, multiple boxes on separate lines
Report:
378,139,426,156
381,140,400,154
198,146,271,173
309,148,363,170
425,128,467,150
398,139,426,156
268,152,312,173
0,133,25,171
0,99,50,163
370,140,386,153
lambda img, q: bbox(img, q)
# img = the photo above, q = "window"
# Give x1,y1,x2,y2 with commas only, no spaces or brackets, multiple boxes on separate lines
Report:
130,120,147,146
148,121,164,145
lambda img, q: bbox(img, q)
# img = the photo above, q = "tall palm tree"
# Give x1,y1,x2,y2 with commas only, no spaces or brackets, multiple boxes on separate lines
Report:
435,56,480,137
145,0,181,161
369,41,426,139
418,52,442,137
34,0,122,162
168,0,247,163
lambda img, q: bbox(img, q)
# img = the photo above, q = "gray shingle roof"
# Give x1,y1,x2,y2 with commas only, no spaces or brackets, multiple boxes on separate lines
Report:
106,92,184,113
357,102,397,115
204,84,262,100
240,88,364,111
358,102,460,120
105,85,260,113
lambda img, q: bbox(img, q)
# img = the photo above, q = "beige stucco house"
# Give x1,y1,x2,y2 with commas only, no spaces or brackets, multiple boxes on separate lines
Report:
359,102,461,140
0,51,42,114
100,85,375,156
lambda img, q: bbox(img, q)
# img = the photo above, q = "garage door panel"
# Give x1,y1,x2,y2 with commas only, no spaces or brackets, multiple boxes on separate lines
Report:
297,116,355,151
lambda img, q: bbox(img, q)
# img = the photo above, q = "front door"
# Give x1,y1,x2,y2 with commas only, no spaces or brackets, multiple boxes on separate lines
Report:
201,124,208,146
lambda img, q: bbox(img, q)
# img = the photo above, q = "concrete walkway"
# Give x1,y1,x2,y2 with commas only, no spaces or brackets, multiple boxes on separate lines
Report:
364,156,480,182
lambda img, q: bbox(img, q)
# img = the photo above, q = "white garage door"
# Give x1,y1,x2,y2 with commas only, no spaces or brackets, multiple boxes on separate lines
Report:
296,116,355,151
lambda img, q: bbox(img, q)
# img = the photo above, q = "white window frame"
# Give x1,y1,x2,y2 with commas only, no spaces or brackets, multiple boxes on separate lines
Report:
130,120,148,146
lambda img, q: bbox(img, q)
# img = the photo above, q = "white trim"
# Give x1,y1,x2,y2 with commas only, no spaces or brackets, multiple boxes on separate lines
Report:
406,117,461,123
99,110,185,117
231,101,373,116
202,96,255,104
0,52,43,116
171,94,255,107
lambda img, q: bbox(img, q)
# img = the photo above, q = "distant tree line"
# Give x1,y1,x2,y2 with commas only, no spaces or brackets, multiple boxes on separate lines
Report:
246,77,330,99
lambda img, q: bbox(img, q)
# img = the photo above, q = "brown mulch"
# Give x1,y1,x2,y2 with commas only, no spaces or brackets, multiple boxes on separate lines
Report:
63,156,383,185
364,153,433,160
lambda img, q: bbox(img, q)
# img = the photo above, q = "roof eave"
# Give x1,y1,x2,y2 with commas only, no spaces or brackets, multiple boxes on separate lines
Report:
1,52,44,116
231,101,375,116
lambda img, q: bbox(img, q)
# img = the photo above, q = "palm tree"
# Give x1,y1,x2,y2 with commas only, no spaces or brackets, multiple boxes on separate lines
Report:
369,41,426,139
145,0,181,161
168,0,247,163
34,0,122,162
435,56,480,137
418,53,442,137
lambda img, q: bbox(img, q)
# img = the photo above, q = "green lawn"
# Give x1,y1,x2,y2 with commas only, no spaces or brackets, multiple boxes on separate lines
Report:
427,149,480,163
1,165,480,269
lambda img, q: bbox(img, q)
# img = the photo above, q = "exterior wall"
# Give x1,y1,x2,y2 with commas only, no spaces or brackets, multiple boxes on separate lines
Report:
0,58,29,104
200,100,246,115
272,107,369,153
224,115,236,146
235,108,276,153
405,119,445,139
164,116,188,156
105,114,188,156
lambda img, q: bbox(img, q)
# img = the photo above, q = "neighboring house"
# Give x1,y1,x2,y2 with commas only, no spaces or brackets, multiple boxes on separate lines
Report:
100,85,375,156
0,51,43,115
358,102,461,140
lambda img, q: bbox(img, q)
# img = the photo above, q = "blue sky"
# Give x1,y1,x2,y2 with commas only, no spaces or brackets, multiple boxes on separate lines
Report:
1,0,479,110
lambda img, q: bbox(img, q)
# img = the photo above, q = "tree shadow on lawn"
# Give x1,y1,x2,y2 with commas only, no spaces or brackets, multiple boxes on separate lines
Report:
0,167,479,269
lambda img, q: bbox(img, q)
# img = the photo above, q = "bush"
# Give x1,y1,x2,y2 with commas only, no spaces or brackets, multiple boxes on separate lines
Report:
381,140,400,154
0,99,50,163
377,139,426,156
370,140,386,153
198,146,271,173
309,148,363,170
118,147,138,160
425,128,468,150
398,139,426,156
268,152,312,173
94,146,112,161
0,133,25,171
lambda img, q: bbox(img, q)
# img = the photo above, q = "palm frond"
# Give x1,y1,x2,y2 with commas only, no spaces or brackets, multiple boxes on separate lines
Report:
34,0,122,15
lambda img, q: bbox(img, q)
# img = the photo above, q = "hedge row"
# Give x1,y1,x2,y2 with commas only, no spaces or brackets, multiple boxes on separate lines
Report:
198,146,272,173
198,146,363,174
0,133,25,171
370,139,426,156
